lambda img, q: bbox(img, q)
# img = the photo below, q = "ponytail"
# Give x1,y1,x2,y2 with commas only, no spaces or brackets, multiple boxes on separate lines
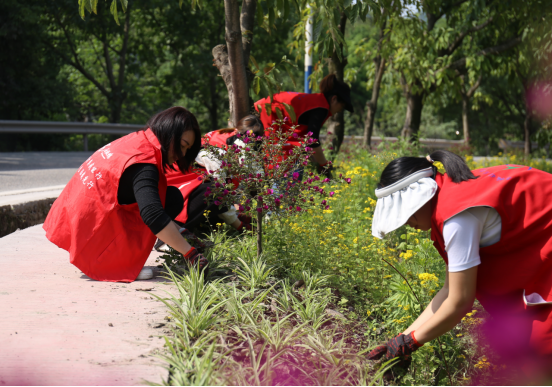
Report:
378,150,477,188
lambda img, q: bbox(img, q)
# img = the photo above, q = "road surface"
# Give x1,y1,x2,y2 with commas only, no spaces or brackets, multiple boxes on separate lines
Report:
0,152,91,193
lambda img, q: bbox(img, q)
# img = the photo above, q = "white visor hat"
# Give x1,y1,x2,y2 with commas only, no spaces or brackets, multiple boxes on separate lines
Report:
371,167,438,239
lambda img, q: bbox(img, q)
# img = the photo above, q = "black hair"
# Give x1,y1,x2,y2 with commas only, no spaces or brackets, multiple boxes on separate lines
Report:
225,115,265,149
377,150,477,188
145,106,201,173
319,73,351,106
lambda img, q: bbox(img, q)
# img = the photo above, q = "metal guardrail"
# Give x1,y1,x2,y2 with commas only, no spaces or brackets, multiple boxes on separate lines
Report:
0,120,142,151
5,119,516,152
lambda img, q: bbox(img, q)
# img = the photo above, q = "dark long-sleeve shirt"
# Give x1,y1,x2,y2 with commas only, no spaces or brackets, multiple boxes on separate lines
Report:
297,107,329,148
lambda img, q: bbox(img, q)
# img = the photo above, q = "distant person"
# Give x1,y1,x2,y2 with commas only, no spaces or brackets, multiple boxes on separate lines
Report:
153,115,264,251
254,74,353,179
368,150,552,381
43,107,209,282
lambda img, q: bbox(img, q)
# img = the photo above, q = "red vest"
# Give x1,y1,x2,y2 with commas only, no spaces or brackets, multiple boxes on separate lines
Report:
43,129,167,282
254,92,331,150
165,168,204,224
202,129,237,148
431,165,552,354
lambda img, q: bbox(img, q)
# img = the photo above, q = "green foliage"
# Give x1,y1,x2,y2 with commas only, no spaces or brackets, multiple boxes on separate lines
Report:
153,145,552,384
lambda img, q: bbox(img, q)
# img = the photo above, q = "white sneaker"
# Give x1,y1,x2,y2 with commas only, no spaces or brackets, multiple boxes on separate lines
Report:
136,268,153,280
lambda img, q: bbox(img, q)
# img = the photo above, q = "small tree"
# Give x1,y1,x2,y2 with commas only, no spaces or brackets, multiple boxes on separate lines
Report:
201,120,341,258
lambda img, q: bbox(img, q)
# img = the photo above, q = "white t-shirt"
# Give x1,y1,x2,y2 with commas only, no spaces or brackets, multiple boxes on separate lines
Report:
443,206,502,272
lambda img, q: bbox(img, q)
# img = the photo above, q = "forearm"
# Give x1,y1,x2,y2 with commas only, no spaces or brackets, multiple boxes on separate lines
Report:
155,221,192,255
403,286,449,335
311,146,328,165
413,297,472,344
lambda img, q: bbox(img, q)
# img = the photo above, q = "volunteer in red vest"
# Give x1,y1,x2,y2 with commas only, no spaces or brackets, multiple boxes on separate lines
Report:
43,107,209,282
254,74,353,178
154,116,263,252
367,150,552,379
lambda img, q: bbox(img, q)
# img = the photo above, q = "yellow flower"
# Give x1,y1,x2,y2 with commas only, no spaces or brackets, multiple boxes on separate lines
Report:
367,311,371,316
456,333,463,337
383,275,392,279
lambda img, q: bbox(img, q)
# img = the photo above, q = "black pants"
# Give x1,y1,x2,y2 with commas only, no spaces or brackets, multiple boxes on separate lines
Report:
165,183,228,230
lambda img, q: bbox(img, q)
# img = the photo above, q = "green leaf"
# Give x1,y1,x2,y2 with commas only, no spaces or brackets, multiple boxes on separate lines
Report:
119,0,128,13
283,63,297,87
283,0,290,20
110,0,120,25
89,0,99,14
78,0,87,18
253,76,261,95
275,106,284,120
250,55,260,71
264,103,272,117
282,103,296,123
256,2,265,29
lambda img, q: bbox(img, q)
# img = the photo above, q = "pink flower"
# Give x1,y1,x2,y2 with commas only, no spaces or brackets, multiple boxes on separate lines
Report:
305,147,312,152
292,172,300,180
267,188,274,195
246,206,251,211
308,138,314,144
236,133,241,138
243,137,250,144
325,205,330,210
289,150,294,155
296,206,301,212
239,205,245,211
314,176,320,181
275,198,281,205
263,205,269,210
275,165,280,169
284,116,290,123
246,199,251,204
307,131,313,137
284,173,288,178
215,182,221,188
346,178,351,184
222,189,229,195
214,200,221,205
256,207,262,213
245,147,251,151
302,161,308,166
321,200,327,205
330,192,335,197
323,178,330,183
293,133,298,138
197,176,202,181
257,173,262,178
310,197,314,202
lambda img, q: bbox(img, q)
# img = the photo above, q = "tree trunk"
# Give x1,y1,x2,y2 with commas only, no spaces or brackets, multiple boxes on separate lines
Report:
240,0,256,67
326,12,348,158
460,75,481,146
524,113,531,157
363,56,386,148
461,93,469,145
212,45,234,126
224,0,250,126
401,82,424,140
256,210,262,258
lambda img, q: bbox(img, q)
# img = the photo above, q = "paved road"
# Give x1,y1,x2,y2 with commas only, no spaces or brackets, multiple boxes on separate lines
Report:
0,152,92,193
0,225,170,385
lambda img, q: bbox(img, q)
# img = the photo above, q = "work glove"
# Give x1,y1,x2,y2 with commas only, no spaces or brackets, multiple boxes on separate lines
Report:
183,246,209,272
367,332,422,361
317,162,334,179
179,228,214,253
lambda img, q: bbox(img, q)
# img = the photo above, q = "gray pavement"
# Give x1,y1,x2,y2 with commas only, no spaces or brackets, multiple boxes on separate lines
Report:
0,152,91,193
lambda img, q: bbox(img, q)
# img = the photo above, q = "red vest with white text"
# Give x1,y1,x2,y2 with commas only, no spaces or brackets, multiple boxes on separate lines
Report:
165,168,204,224
431,165,552,354
254,92,331,151
43,129,167,282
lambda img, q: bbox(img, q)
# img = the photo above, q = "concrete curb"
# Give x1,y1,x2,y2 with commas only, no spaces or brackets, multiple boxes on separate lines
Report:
0,197,58,238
